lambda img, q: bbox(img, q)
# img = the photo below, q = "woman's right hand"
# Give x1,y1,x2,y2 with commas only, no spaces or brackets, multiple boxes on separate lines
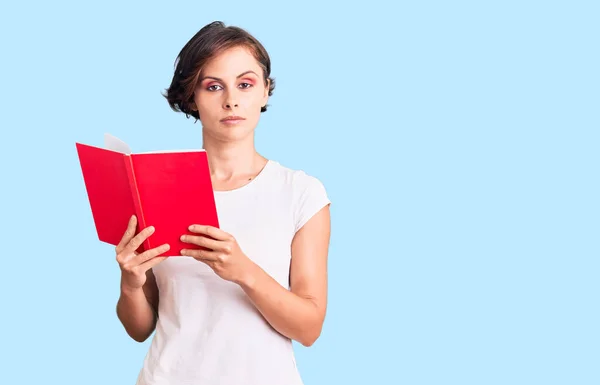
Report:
116,215,170,293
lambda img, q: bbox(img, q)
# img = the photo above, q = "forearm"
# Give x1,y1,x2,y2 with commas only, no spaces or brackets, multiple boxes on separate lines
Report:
238,264,324,347
116,286,157,343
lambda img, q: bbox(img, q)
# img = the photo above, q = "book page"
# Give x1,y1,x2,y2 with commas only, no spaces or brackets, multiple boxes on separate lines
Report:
104,133,132,154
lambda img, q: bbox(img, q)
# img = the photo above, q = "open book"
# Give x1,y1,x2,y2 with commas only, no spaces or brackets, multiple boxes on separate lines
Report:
75,134,219,256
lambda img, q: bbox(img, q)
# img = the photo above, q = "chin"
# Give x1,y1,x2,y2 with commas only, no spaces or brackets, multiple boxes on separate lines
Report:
208,124,255,143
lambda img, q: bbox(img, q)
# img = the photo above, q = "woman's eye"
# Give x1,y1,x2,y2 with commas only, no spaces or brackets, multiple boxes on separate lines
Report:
206,83,252,91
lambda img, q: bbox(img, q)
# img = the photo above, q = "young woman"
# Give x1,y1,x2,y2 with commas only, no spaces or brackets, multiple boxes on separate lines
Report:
114,21,331,385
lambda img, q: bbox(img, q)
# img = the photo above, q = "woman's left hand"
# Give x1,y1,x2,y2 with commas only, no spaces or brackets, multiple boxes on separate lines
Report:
180,225,256,285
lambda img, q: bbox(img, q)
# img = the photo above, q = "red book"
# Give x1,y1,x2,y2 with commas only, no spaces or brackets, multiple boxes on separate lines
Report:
75,133,219,256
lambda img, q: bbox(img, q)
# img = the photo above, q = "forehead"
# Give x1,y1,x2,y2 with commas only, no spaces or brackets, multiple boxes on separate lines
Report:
202,46,261,76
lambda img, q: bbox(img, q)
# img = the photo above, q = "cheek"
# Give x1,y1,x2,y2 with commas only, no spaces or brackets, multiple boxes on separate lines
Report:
195,95,218,112
244,90,266,108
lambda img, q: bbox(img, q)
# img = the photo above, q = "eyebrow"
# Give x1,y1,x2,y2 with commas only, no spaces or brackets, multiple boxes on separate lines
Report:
199,70,258,82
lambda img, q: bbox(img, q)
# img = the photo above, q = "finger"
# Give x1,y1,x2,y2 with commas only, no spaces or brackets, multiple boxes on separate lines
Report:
180,234,223,251
138,255,169,272
181,248,220,262
116,215,137,254
188,225,230,241
193,258,216,271
125,225,155,255
134,243,171,265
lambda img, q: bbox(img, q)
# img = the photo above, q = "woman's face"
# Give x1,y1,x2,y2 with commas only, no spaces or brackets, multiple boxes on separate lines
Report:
193,46,270,142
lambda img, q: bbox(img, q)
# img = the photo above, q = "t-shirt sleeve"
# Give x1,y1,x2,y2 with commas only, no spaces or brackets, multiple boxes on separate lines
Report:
293,171,331,233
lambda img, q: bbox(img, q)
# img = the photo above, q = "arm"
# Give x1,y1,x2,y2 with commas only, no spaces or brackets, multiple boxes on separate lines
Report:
181,203,331,346
114,216,170,343
116,269,159,343
239,205,330,346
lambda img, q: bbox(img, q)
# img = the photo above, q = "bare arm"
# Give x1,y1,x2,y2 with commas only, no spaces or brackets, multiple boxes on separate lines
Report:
239,205,330,346
181,205,331,346
114,216,170,343
116,270,159,343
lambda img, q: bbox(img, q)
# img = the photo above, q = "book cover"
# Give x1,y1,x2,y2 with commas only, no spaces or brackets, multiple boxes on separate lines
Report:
76,134,219,256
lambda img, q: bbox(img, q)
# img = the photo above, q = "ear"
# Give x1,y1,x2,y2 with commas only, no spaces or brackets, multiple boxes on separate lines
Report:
262,78,270,106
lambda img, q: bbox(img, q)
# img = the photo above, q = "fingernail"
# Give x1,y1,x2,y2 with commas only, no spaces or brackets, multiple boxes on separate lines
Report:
149,226,155,232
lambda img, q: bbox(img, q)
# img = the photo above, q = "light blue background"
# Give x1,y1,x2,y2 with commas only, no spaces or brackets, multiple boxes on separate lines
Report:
1,1,598,384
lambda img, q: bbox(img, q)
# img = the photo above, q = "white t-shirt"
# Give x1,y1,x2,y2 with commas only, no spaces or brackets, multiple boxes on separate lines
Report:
135,159,331,385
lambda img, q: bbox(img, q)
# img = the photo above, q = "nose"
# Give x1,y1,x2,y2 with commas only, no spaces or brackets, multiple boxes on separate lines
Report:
223,91,239,110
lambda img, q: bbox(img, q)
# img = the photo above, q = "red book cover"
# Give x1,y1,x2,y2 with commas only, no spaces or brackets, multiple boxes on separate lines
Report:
76,133,219,256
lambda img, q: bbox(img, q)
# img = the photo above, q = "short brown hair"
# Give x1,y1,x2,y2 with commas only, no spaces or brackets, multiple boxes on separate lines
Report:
163,21,276,121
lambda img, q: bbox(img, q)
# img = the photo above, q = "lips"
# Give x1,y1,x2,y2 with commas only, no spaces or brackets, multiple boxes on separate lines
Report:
220,116,245,122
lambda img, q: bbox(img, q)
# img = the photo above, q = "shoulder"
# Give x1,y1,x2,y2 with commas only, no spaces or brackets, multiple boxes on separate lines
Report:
265,160,330,233
265,160,328,194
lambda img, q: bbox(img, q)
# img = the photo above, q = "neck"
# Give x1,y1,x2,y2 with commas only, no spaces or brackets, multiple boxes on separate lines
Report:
201,130,265,180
